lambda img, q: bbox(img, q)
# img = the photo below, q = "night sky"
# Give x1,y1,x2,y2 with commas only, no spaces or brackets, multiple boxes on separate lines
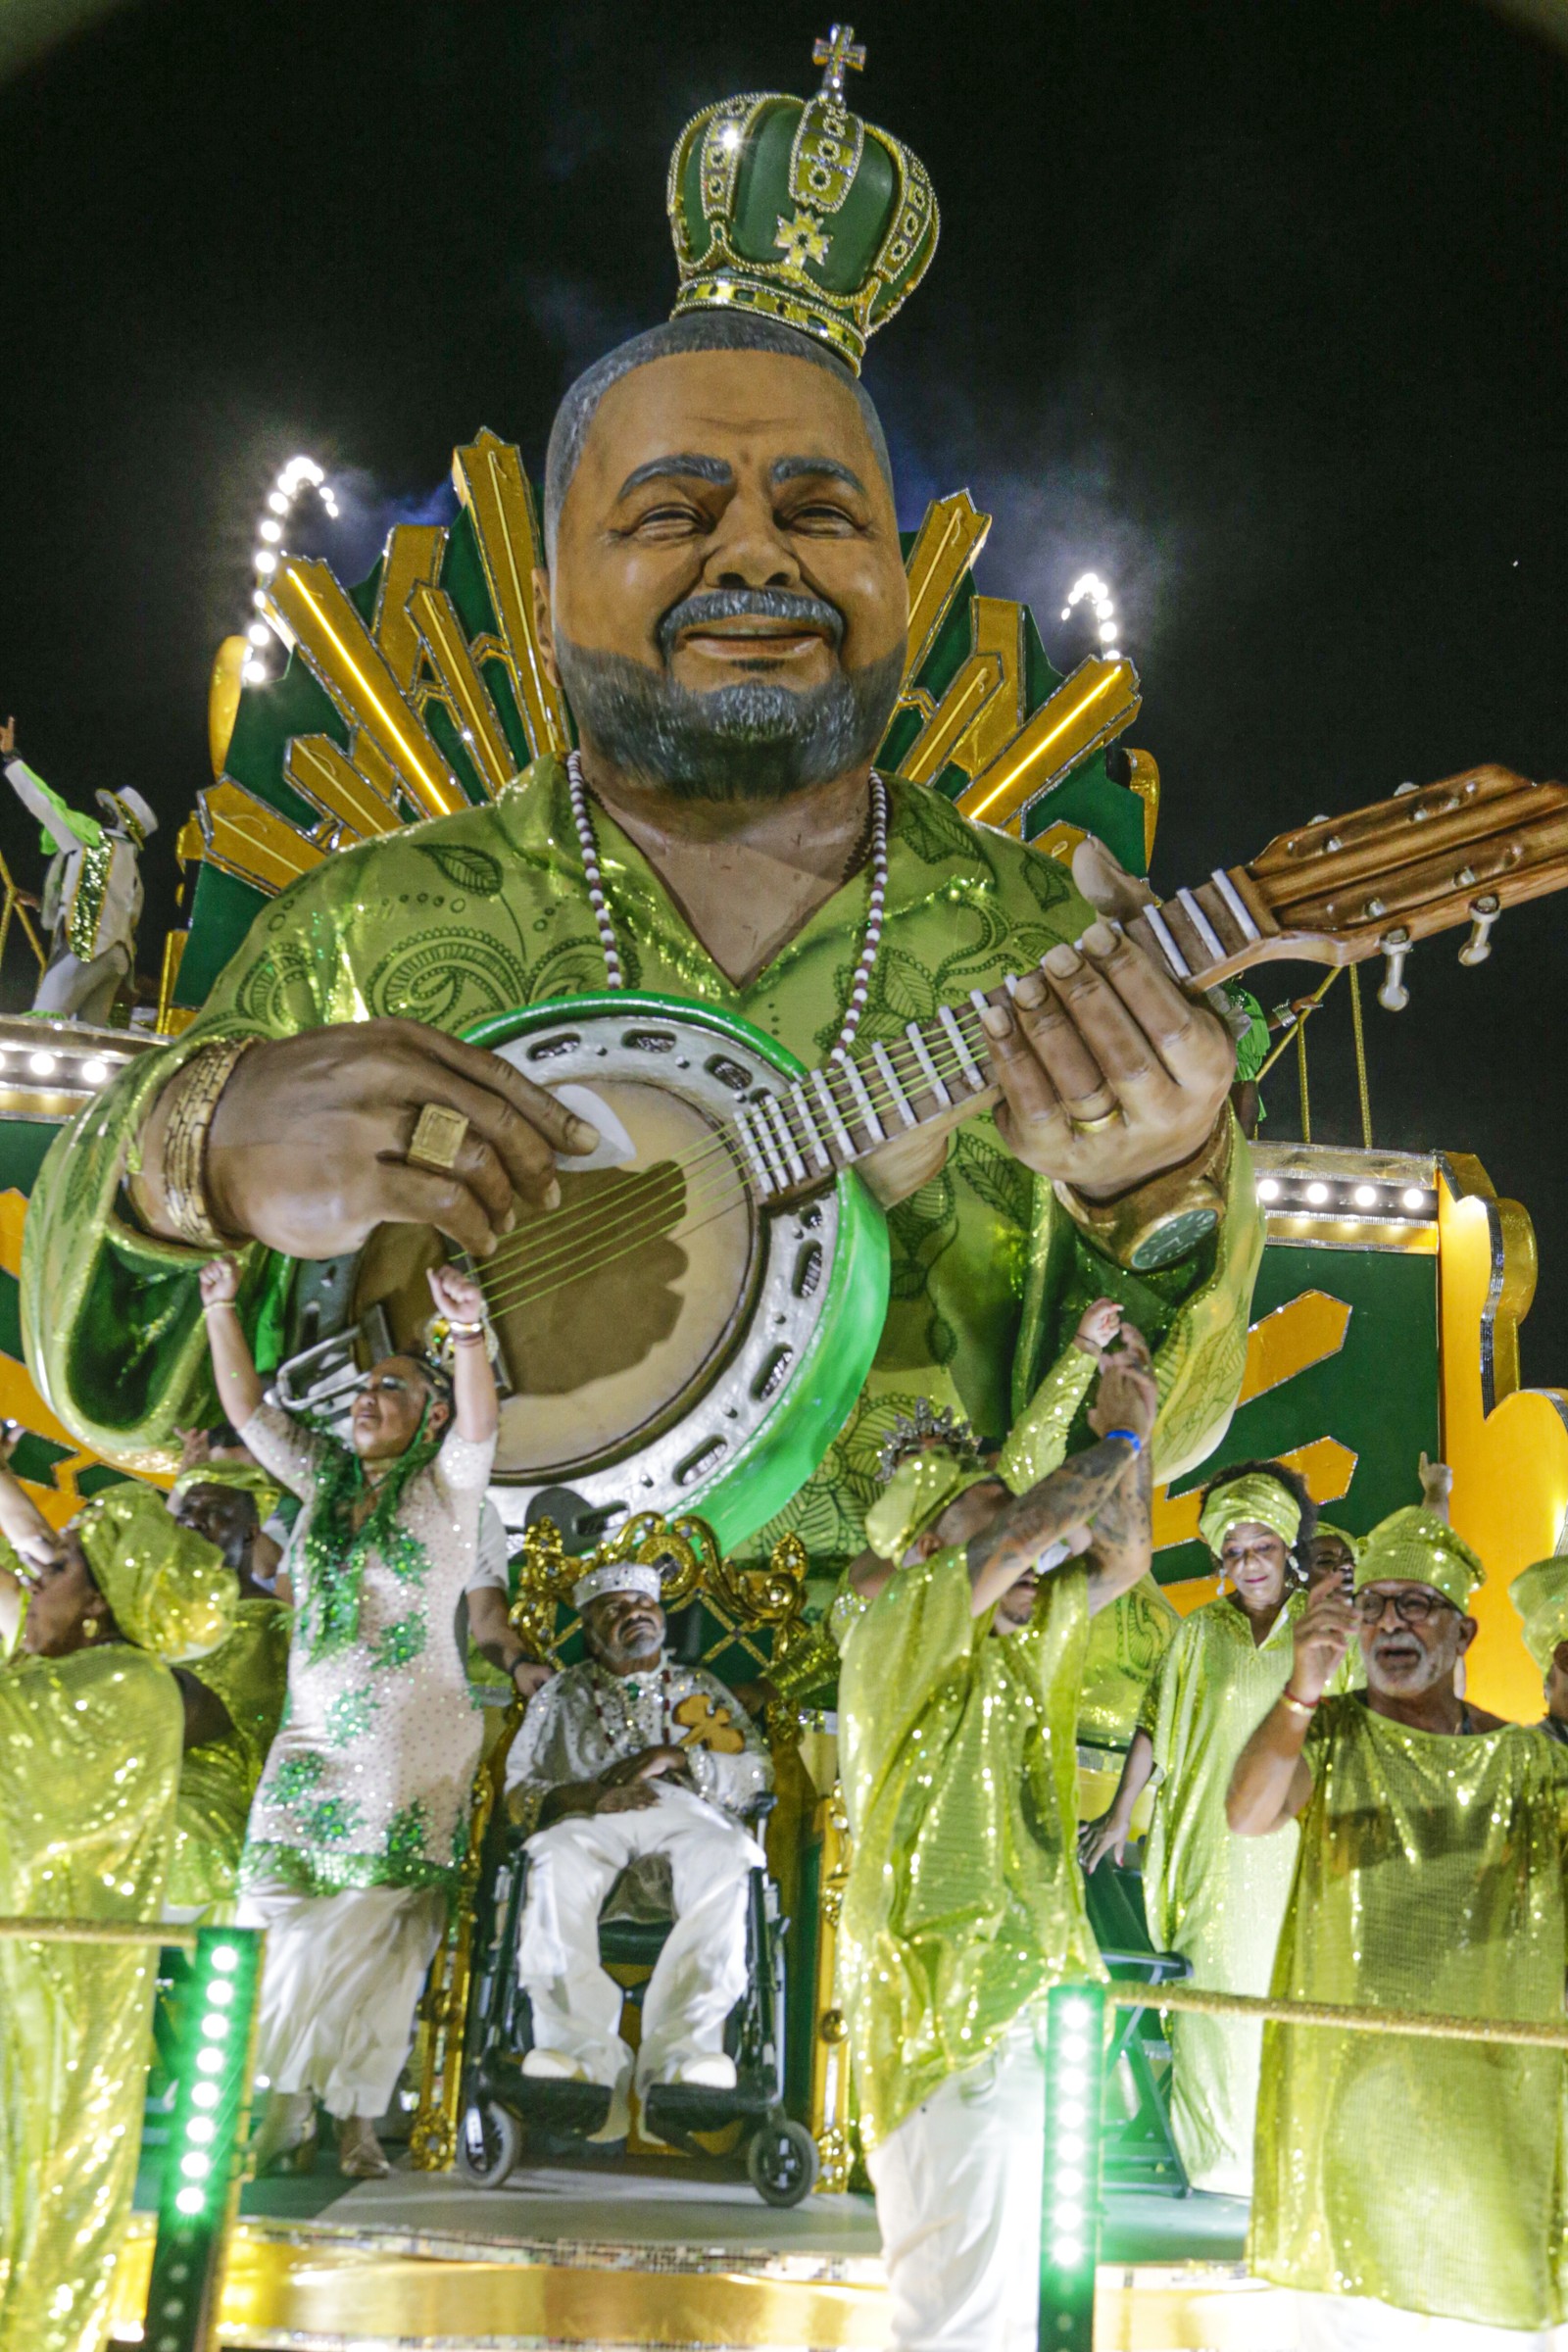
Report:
3,0,1566,1361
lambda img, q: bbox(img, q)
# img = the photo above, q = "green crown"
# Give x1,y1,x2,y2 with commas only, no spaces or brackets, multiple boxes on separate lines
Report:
665,25,939,374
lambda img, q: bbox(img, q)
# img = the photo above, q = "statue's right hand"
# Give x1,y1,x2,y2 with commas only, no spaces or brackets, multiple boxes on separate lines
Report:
193,1019,601,1261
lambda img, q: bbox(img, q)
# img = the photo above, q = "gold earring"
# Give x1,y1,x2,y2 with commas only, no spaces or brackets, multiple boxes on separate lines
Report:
81,1617,101,1642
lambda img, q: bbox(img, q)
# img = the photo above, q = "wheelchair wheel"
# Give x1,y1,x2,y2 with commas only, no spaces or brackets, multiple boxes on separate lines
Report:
746,2118,819,2207
457,2097,523,2188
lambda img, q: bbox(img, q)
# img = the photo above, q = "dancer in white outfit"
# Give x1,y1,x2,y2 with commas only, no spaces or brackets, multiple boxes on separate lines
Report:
198,1250,497,2179
506,1559,770,2136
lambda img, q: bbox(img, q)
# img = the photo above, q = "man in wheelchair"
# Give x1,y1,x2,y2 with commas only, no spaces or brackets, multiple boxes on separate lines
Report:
504,1556,771,2140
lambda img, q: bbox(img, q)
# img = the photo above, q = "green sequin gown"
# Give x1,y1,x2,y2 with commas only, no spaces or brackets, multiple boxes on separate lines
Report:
0,1644,183,2352
166,1594,291,1920
21,761,1262,1572
1139,1591,1305,2194
1251,1697,1568,2330
837,1548,1102,2153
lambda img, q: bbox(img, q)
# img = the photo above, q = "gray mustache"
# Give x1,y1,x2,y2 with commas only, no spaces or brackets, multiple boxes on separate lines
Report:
657,587,845,662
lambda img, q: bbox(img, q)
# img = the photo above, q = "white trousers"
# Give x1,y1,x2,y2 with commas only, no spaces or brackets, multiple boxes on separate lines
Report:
867,2016,1045,2352
517,1785,762,2105
1296,2294,1568,2350
235,1881,445,2120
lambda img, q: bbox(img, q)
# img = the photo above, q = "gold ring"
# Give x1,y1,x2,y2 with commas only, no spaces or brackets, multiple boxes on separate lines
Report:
1069,1107,1123,1136
408,1103,471,1173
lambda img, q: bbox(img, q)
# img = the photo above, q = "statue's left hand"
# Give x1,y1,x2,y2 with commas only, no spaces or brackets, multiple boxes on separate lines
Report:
979,839,1234,1200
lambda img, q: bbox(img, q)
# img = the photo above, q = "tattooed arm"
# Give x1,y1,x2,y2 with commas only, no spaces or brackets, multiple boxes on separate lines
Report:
965,1338,1157,1623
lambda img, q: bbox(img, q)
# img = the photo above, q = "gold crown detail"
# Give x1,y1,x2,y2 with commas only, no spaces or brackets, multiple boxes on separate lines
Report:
665,26,939,373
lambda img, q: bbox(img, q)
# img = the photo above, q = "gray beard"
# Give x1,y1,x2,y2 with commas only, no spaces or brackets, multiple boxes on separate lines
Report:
554,633,906,803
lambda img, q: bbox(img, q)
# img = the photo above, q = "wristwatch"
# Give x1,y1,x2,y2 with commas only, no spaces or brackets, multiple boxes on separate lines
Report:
1054,1110,1234,1273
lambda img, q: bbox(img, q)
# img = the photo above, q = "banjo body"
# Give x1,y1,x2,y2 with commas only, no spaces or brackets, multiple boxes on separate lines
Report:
327,995,888,1549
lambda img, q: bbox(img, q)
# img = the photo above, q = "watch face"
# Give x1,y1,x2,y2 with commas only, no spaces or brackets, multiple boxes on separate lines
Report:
1129,1205,1219,1272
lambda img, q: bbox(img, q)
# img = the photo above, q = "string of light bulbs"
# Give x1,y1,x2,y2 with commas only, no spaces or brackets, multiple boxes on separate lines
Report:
241,456,339,685
1060,571,1120,661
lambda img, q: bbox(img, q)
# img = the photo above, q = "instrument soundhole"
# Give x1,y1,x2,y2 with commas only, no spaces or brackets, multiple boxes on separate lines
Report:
525,1034,579,1060
752,1346,793,1401
705,1054,754,1094
794,1243,824,1298
621,1029,677,1053
351,1076,760,1485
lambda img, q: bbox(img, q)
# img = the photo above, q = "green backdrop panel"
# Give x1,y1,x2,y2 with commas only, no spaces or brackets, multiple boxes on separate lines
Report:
1154,1240,1439,1587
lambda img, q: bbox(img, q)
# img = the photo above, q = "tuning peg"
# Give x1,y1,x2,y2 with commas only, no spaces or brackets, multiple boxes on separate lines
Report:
1458,894,1500,967
1378,928,1412,1010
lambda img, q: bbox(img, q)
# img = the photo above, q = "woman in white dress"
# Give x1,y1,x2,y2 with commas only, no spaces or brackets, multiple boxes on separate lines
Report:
199,1250,497,2179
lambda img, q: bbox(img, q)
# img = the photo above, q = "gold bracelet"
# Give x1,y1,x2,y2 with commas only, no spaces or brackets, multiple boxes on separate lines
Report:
1054,1108,1234,1273
1278,1687,1318,1718
158,1039,258,1251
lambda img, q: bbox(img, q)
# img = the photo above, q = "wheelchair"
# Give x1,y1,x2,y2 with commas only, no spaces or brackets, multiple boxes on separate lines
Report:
443,1512,824,2208
454,1788,818,2206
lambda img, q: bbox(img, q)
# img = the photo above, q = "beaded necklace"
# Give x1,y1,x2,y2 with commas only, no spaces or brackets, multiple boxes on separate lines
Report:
586,1655,675,1751
564,749,889,1059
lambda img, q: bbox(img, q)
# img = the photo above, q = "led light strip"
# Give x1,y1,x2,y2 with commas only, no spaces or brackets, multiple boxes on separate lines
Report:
242,456,339,686
143,1925,263,2352
1040,1980,1105,2351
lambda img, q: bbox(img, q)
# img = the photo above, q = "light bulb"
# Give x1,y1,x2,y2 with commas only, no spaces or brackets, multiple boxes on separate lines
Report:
247,622,270,647
259,518,282,544
28,1052,56,1077
1257,1177,1281,1202
211,1946,237,1971
1099,621,1118,643
180,2150,211,2180
1401,1186,1427,1211
80,1058,108,1085
175,2185,205,2216
254,550,277,574
191,2082,219,2109
1305,1181,1330,1205
268,491,288,514
1353,1183,1378,1208
242,661,267,685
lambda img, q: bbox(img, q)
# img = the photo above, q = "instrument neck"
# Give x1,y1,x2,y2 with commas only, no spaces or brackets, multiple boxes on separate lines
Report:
725,866,1271,1201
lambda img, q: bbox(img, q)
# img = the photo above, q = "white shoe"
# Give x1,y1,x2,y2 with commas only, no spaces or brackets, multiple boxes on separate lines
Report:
521,2047,592,2081
656,2053,737,2090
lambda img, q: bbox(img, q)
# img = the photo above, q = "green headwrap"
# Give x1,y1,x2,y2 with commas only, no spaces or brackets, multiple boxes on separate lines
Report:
863,1450,995,1565
1199,1471,1302,1558
1353,1505,1485,1615
1509,1557,1568,1673
168,1459,283,1521
76,1484,237,1662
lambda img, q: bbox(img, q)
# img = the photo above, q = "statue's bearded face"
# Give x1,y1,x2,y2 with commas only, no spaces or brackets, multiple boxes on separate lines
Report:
538,349,908,801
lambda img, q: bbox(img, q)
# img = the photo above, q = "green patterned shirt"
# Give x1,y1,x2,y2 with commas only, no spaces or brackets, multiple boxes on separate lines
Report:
22,758,1260,1565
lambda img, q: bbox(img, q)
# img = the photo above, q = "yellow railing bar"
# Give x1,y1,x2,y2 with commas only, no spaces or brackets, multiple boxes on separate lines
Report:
1107,1977,1568,2051
0,1915,197,1951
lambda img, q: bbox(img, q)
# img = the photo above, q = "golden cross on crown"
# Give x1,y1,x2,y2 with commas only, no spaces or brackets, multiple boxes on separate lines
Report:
812,23,866,98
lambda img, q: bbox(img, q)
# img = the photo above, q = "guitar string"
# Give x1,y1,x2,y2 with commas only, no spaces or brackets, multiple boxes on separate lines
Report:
474,1028,1004,1317
471,1003,1008,1298
472,1020,1001,1298
472,1023,1000,1308
472,1022,993,1293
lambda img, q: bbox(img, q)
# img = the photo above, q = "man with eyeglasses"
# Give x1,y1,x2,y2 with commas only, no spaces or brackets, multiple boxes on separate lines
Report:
1228,1504,1568,2348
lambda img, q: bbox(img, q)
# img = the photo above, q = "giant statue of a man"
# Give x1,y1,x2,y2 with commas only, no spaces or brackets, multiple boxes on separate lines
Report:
22,50,1260,1575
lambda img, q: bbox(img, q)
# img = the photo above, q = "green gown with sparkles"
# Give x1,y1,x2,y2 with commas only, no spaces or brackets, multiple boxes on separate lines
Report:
166,1594,290,1919
0,1643,183,2352
1139,1590,1305,2194
1251,1697,1568,2329
837,1546,1102,2151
